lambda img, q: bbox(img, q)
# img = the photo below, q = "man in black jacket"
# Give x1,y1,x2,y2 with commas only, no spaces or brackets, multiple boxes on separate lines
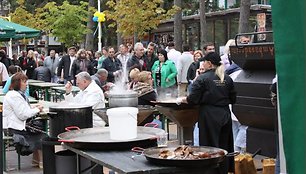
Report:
101,47,122,83
57,47,77,84
127,42,148,72
145,42,158,72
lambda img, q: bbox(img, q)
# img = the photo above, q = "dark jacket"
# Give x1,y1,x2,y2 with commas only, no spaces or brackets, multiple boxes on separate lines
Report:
25,58,36,79
187,69,236,106
145,53,158,72
187,69,236,173
91,59,98,73
12,59,21,66
102,57,122,82
33,66,51,82
0,57,12,69
186,62,199,84
126,55,148,72
71,58,95,78
57,55,72,80
19,56,27,70
138,91,157,106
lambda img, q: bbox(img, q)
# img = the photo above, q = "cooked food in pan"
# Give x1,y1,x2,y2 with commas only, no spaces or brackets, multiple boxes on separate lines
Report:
158,145,225,160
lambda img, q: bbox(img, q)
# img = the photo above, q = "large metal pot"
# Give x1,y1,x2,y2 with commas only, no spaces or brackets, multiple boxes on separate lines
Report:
48,105,93,138
108,91,138,108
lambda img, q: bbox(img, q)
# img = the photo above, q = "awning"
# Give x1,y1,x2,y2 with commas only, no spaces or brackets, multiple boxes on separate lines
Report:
0,23,15,41
0,18,40,41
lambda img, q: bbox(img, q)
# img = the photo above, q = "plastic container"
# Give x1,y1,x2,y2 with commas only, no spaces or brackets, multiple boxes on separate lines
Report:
107,107,138,140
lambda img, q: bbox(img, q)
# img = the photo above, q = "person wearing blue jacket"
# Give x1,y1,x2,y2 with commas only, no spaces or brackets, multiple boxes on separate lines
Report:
151,49,177,98
3,65,29,96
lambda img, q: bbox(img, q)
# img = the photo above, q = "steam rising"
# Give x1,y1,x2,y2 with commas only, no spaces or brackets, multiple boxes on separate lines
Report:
109,59,134,94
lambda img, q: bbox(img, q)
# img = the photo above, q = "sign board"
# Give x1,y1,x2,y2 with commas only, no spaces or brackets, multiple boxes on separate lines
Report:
257,13,266,41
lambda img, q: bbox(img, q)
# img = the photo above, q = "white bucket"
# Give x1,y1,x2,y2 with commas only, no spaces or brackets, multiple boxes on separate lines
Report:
106,107,138,140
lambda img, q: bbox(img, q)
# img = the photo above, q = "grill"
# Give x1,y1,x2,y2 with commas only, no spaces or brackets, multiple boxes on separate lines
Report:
230,40,277,157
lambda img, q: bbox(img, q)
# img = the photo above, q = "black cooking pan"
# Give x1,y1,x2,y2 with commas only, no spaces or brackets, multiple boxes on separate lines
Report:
132,146,238,167
152,100,194,109
57,126,164,150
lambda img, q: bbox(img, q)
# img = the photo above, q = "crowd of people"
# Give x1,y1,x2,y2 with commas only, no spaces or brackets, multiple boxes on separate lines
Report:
0,41,219,97
1,36,251,173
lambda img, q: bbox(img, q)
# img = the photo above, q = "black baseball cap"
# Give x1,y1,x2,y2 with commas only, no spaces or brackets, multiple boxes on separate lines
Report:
203,52,221,66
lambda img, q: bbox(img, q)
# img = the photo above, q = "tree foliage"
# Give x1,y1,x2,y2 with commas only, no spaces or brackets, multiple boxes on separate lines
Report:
34,2,59,34
9,0,91,47
106,0,179,39
9,0,36,27
51,1,90,47
7,0,84,11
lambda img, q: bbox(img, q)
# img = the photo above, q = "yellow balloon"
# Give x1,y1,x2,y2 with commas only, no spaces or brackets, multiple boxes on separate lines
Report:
94,11,100,17
98,13,104,18
98,17,105,22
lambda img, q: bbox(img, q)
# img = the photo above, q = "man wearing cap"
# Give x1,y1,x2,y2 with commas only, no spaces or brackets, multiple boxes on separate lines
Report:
182,52,237,174
65,72,106,127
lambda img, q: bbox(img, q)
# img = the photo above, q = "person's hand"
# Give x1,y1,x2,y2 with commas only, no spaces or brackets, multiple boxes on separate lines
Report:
180,97,188,104
65,81,72,93
114,70,122,77
194,69,201,80
35,105,44,112
103,82,114,91
176,98,182,105
104,91,109,98
113,71,118,77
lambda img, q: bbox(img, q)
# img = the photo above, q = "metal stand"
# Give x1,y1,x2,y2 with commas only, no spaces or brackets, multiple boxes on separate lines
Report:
155,105,199,145
0,112,3,174
177,126,194,145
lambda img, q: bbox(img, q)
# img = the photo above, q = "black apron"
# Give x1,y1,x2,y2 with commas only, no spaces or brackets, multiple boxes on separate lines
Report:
198,105,234,174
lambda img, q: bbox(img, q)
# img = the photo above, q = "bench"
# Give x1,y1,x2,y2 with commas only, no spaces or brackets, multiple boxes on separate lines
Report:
3,134,21,171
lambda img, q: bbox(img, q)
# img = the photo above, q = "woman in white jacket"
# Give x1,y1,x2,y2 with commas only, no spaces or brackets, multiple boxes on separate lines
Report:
3,72,44,168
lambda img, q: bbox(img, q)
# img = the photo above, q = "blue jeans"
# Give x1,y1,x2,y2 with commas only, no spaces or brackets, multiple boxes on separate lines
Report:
193,122,199,146
232,120,247,152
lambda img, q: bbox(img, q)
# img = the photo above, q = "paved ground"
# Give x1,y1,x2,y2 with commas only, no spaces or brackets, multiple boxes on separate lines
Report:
3,123,179,174
4,151,42,174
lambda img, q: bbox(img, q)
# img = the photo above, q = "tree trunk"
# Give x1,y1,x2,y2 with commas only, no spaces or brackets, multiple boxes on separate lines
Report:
133,33,138,45
85,0,96,50
199,0,207,51
117,26,123,48
34,39,38,51
0,0,4,16
174,0,182,52
238,0,251,33
44,34,49,54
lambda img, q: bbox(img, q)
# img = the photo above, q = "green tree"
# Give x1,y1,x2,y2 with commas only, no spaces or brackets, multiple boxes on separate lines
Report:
9,0,36,28
34,2,59,33
106,0,179,39
33,2,59,51
51,1,90,47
